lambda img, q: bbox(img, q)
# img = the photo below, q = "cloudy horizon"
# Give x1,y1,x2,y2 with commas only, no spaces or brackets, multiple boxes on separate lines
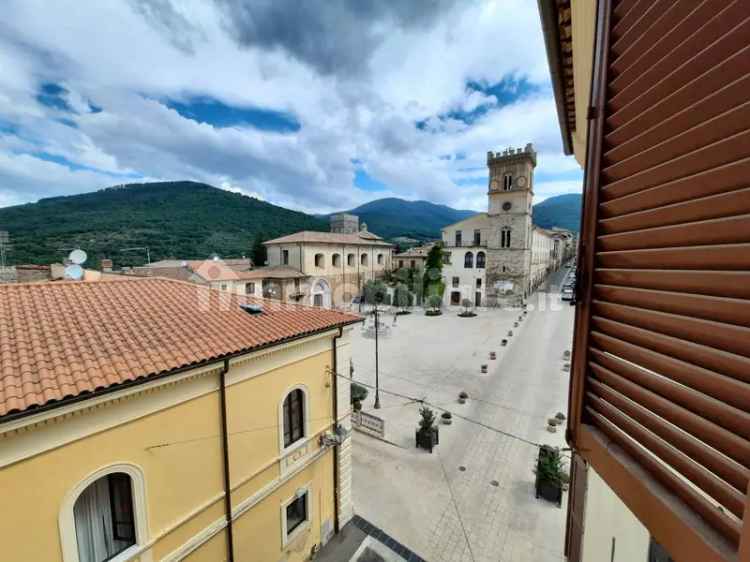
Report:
0,0,582,214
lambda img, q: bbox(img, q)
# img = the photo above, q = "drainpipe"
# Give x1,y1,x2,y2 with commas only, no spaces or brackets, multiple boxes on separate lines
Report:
219,359,235,562
331,327,343,534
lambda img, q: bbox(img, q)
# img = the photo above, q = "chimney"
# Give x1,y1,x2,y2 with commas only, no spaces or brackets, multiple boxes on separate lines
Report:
101,258,113,273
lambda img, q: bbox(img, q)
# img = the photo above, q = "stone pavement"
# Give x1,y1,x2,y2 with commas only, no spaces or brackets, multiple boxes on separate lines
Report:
349,269,574,562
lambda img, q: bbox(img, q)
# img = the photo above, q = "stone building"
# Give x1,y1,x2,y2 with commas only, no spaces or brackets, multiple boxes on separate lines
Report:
441,143,567,307
393,243,434,271
264,216,393,308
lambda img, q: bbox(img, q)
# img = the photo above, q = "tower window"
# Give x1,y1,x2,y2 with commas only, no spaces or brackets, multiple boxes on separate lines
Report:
501,227,511,248
503,174,513,191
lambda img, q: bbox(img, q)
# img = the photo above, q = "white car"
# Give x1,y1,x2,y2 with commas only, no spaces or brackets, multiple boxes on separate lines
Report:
561,286,575,301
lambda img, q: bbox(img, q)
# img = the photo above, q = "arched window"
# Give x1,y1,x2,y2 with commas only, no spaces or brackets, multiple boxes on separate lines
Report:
476,252,486,269
347,253,355,267
282,388,305,448
314,253,324,268
61,464,148,562
464,252,474,268
377,253,384,265
361,253,368,266
501,227,511,248
332,253,341,267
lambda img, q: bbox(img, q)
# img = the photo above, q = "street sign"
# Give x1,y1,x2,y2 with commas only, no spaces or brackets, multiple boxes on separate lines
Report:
351,410,385,439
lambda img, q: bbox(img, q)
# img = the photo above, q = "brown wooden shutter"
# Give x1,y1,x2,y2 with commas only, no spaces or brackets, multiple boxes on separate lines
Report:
569,0,750,560
565,455,588,562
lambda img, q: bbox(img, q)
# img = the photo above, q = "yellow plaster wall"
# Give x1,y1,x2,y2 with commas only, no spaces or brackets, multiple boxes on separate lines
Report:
0,343,337,562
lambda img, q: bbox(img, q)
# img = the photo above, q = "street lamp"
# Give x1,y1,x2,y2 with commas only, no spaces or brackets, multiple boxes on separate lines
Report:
373,292,383,409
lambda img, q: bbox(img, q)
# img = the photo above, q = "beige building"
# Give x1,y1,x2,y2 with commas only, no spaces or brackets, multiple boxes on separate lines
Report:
441,144,568,306
393,244,434,271
264,215,394,308
0,277,360,562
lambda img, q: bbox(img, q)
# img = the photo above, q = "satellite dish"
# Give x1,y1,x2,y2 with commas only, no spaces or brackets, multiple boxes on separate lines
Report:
64,264,84,280
69,249,87,265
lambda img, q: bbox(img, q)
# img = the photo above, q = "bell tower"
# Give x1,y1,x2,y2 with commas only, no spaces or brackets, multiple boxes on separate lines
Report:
487,143,536,217
485,143,537,306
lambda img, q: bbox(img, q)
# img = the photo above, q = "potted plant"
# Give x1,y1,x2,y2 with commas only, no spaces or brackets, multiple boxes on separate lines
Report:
351,382,368,405
458,391,468,404
501,339,508,346
415,406,439,452
458,298,477,317
352,399,363,412
441,411,453,425
425,294,443,316
394,283,413,315
535,446,566,506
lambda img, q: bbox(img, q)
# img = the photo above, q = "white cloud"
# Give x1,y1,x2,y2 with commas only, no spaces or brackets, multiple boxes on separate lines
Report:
0,0,581,214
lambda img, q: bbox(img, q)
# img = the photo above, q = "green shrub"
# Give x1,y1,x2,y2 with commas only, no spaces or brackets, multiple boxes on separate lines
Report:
351,382,369,403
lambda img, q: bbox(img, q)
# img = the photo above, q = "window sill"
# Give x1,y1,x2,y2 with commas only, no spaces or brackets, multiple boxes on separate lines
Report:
283,521,311,548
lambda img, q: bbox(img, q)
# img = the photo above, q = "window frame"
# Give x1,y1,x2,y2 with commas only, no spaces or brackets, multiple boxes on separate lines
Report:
347,253,355,267
503,173,513,191
332,253,341,267
314,253,324,268
464,251,474,269
280,483,312,546
59,463,149,562
476,251,486,269
278,385,310,454
455,231,462,247
360,253,368,266
282,249,289,265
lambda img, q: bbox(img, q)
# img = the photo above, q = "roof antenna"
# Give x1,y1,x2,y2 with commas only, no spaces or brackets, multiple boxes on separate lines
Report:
65,249,87,280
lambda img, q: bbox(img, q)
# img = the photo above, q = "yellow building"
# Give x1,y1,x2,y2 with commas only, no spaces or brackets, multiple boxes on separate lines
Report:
0,277,361,562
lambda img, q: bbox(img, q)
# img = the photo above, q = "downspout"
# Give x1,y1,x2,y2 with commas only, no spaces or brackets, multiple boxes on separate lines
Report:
219,359,235,562
331,327,344,534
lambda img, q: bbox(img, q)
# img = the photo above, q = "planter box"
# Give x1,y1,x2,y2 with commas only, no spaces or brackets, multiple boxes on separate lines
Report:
535,478,563,506
416,427,439,453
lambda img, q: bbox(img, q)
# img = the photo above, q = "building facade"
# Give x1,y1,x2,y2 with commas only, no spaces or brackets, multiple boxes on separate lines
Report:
0,278,360,562
440,143,567,307
264,216,394,309
540,1,750,561
393,243,433,272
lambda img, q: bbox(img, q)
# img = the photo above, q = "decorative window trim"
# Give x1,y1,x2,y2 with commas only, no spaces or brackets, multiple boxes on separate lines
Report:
59,463,149,562
280,482,312,547
278,384,310,455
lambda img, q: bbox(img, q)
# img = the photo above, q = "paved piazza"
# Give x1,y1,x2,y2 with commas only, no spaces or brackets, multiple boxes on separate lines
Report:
349,269,574,562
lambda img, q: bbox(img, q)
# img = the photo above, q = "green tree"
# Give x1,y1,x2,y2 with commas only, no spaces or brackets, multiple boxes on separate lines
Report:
363,279,388,304
427,294,442,311
394,283,412,311
252,232,267,266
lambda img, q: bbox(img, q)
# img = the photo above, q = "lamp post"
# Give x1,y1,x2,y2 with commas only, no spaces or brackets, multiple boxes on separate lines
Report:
373,298,381,409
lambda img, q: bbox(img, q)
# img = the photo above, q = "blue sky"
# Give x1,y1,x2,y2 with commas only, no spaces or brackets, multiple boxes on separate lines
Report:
0,0,582,213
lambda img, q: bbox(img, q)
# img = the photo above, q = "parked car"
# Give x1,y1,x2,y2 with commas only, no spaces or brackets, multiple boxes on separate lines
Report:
561,286,575,301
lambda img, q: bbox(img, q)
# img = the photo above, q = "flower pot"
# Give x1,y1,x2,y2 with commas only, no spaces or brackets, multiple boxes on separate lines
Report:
508,330,513,337
416,426,439,452
501,339,508,346
458,398,466,404
547,424,557,433
514,322,519,328
535,478,563,506
481,364,488,373
489,352,496,360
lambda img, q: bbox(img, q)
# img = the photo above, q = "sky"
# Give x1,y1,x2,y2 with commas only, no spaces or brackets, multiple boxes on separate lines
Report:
0,0,582,214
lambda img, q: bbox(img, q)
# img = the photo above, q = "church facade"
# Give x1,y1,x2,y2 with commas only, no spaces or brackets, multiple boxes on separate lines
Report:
441,143,571,307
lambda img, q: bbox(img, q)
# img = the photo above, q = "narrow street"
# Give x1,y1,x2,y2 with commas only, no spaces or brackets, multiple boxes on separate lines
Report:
350,266,574,561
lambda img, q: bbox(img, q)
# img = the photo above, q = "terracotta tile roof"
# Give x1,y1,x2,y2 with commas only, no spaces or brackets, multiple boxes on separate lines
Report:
263,230,393,247
0,278,361,419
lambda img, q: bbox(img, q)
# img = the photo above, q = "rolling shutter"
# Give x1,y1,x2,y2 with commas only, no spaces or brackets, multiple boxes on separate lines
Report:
569,0,750,559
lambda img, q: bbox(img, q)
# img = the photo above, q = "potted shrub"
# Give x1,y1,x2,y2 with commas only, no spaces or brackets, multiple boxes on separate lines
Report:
441,411,453,425
501,339,508,346
351,382,369,405
415,406,439,452
535,446,566,506
481,364,488,373
425,294,443,316
394,283,412,315
458,298,477,317
458,391,468,404
352,399,363,412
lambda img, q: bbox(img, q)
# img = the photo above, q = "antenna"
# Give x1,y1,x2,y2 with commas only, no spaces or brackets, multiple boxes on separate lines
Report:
121,247,151,265
64,249,87,280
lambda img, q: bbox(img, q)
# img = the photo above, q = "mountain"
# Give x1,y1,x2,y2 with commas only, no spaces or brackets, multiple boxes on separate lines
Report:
0,181,328,267
532,193,582,233
331,198,477,240
332,194,582,240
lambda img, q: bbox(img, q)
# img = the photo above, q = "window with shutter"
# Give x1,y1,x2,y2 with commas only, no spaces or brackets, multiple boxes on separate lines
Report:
567,1,750,560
